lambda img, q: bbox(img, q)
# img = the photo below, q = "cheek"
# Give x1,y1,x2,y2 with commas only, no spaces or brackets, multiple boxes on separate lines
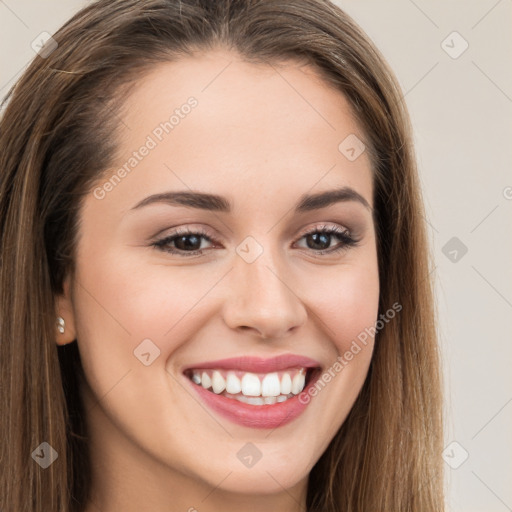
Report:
300,261,379,431
73,245,211,340
70,249,222,401
302,259,380,353
70,253,204,452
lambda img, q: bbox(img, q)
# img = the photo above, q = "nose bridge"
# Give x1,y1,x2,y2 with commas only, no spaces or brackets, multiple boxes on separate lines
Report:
238,244,286,302
223,235,306,338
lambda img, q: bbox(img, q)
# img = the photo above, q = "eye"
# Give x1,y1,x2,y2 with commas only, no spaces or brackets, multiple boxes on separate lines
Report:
151,226,217,257
151,224,359,257
293,224,359,255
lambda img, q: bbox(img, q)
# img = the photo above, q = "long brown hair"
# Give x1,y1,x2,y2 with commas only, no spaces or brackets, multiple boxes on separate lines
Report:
0,1,444,510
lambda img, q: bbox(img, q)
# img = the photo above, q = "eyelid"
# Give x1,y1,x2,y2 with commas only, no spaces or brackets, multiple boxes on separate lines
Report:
151,221,359,258
296,222,351,238
151,224,219,244
154,221,352,244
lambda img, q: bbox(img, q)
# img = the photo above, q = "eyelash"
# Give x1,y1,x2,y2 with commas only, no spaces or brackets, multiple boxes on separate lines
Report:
151,224,360,258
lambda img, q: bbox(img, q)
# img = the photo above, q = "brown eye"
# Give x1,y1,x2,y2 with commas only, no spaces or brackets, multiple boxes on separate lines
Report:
173,233,203,251
152,227,216,256
294,225,358,255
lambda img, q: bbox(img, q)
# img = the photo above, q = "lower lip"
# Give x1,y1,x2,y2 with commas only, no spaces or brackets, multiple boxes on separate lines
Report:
185,371,319,429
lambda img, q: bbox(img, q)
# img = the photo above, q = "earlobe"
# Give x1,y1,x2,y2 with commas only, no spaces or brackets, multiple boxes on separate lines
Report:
55,275,77,345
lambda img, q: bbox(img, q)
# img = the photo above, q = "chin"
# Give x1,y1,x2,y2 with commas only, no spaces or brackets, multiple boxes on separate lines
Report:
190,445,314,495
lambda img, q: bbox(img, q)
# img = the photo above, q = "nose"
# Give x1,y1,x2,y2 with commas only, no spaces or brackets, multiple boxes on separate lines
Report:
222,250,307,340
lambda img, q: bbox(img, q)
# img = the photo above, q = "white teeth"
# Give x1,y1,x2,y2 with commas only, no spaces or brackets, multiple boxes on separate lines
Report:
225,372,242,394
190,367,310,397
207,390,295,405
235,394,250,404
291,371,306,395
241,373,261,396
280,373,292,395
230,393,293,405
247,397,265,405
261,373,281,397
201,372,211,390
211,371,226,394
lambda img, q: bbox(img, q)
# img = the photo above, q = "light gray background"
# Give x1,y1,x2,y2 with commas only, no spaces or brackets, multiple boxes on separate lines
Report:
1,1,511,511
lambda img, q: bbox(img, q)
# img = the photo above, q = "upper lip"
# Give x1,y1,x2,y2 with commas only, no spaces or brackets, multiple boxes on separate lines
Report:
182,354,322,374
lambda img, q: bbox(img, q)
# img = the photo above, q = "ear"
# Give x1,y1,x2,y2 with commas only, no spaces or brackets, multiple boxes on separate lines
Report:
55,274,77,345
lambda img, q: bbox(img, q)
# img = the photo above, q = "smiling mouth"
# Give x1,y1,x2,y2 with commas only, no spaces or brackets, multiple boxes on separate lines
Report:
184,367,319,406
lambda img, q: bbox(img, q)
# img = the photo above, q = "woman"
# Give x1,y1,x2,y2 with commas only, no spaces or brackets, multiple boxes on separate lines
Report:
0,0,444,511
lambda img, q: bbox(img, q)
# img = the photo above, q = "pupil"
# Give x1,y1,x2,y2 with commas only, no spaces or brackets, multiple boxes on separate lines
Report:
308,233,330,250
176,235,200,251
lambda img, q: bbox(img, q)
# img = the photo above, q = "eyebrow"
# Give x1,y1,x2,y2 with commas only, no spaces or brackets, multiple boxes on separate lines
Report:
130,186,371,213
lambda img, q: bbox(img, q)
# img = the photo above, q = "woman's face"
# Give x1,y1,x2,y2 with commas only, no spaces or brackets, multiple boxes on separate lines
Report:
58,49,379,506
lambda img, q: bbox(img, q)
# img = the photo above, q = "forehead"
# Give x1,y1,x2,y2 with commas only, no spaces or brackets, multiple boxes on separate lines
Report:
119,48,363,141
97,48,373,215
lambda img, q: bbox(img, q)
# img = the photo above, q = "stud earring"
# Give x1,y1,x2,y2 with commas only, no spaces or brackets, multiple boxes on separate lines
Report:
56,316,65,334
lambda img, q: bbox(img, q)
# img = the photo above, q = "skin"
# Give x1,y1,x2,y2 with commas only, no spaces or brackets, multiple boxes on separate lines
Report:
56,48,380,512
